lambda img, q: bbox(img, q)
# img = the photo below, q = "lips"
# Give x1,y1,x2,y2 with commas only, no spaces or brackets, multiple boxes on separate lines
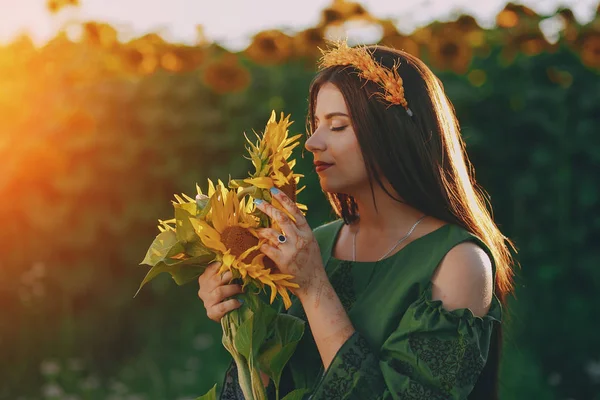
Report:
314,161,333,172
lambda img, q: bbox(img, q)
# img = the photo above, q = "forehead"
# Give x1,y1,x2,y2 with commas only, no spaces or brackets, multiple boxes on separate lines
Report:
315,82,348,115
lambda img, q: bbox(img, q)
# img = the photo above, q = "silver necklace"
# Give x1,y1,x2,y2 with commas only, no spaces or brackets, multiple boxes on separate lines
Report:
352,215,427,262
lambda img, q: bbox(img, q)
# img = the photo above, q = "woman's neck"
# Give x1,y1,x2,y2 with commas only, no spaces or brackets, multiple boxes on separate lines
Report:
349,184,425,235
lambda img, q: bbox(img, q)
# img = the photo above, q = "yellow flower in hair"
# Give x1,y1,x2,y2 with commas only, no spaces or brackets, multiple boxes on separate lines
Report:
189,181,298,309
318,41,411,113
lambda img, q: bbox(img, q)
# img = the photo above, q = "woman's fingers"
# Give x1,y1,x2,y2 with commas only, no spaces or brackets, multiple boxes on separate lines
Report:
254,198,296,234
198,265,231,295
207,298,243,322
260,242,283,264
209,283,243,306
198,261,221,287
269,187,308,229
256,227,282,247
197,264,244,322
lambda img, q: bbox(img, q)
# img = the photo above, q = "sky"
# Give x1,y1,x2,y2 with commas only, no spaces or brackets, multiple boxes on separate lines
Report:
0,0,598,50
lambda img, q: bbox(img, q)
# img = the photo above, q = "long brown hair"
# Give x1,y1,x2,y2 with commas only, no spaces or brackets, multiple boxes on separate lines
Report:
307,45,516,399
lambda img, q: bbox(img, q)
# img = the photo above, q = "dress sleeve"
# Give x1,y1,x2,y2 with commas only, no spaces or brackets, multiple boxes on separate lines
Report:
307,285,502,400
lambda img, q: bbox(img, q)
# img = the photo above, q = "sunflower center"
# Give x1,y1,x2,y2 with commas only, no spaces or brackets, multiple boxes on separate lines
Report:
221,226,259,263
276,161,297,202
264,256,281,274
306,29,323,44
220,226,281,271
441,42,460,58
259,37,278,53
323,9,343,24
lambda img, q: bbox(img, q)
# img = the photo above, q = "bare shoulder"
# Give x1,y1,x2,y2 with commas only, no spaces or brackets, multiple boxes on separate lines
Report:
430,241,494,317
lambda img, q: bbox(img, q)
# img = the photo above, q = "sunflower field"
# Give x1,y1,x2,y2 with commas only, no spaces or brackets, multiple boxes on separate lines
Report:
1,1,599,399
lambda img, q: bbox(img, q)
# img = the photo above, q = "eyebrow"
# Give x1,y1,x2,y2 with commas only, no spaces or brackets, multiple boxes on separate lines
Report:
316,112,349,120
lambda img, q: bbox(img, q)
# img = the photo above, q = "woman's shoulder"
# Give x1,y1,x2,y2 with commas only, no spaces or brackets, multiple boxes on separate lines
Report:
431,240,494,317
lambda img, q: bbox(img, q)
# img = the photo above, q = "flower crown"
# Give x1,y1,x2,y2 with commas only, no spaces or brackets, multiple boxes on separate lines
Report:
317,41,414,117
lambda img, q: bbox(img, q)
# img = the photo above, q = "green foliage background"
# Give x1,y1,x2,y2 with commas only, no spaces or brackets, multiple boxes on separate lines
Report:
0,3,599,399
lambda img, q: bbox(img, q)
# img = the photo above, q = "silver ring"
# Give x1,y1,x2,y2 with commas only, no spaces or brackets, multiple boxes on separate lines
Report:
277,234,287,244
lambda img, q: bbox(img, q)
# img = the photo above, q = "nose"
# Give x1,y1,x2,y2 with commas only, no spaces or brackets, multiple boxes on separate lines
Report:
305,127,326,153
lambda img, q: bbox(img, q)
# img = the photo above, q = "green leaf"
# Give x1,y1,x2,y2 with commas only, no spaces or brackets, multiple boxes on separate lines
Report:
280,388,310,400
135,261,171,297
194,384,217,400
185,240,214,258
134,254,213,297
258,314,305,393
140,229,179,267
174,202,198,243
234,303,277,360
170,262,210,285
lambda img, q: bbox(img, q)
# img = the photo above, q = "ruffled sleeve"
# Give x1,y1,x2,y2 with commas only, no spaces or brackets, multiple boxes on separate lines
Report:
307,284,502,400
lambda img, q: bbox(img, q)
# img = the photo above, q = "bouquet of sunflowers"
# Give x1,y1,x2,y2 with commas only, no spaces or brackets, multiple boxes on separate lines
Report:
137,111,309,400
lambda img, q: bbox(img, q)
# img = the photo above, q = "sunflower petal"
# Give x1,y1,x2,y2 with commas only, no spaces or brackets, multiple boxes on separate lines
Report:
244,176,274,189
189,218,227,253
272,197,297,223
278,286,293,309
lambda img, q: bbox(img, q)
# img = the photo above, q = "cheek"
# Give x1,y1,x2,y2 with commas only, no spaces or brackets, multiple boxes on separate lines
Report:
346,140,366,172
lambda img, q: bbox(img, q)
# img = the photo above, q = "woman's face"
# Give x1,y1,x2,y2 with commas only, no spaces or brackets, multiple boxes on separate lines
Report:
305,82,369,194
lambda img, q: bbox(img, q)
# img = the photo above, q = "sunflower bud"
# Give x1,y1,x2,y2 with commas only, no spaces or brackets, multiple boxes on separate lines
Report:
196,194,209,210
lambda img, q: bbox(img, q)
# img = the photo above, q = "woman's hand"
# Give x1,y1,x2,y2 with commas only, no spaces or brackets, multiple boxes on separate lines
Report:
253,188,326,300
197,262,244,322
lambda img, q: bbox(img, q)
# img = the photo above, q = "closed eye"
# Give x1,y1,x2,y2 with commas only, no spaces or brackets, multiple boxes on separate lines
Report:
331,125,348,132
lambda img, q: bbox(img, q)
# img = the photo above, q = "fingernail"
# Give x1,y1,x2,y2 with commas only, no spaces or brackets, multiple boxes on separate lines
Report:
254,199,263,205
270,187,280,194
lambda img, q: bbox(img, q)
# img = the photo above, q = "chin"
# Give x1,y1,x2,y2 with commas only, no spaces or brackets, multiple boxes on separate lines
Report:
318,178,350,195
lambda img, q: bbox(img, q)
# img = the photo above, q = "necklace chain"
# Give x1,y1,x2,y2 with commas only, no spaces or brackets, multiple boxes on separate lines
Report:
352,215,427,262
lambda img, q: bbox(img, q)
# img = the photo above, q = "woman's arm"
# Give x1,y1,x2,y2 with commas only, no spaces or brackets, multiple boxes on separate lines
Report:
252,188,355,370
296,271,356,370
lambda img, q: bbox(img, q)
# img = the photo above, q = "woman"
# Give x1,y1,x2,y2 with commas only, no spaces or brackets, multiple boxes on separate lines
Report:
198,43,515,399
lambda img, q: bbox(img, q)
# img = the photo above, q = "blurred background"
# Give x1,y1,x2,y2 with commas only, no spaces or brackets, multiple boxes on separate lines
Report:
1,0,599,399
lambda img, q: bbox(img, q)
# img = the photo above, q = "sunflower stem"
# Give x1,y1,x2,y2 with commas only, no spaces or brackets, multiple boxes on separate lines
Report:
250,360,268,400
221,313,255,400
236,185,256,200
221,308,268,400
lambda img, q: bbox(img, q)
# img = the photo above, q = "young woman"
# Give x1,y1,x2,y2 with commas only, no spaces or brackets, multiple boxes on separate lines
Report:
198,43,515,399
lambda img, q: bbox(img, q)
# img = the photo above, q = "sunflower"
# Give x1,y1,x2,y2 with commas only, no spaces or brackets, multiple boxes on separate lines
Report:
427,25,473,74
293,27,327,59
496,3,539,29
245,30,293,66
82,22,118,49
190,181,299,309
378,20,421,58
319,0,371,27
450,15,488,54
235,111,306,224
557,9,579,44
579,31,600,70
47,0,78,13
201,53,251,94
501,30,552,63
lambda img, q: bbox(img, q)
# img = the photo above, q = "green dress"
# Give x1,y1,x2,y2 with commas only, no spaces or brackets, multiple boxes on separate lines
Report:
220,219,502,400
